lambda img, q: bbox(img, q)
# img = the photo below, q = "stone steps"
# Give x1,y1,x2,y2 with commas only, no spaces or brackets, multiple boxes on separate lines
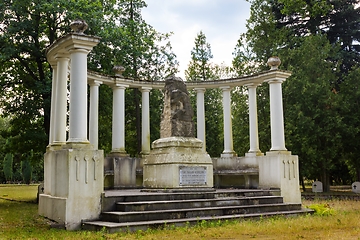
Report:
115,196,284,212
82,189,313,232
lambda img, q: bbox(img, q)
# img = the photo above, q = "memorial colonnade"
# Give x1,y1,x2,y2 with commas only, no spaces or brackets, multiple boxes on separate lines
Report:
48,60,290,158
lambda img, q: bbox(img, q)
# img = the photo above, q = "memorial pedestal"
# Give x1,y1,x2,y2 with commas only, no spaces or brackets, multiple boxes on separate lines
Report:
39,145,104,230
258,151,301,203
143,137,213,190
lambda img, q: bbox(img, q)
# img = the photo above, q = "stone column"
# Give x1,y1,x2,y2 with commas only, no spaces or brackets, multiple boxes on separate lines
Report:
268,79,287,151
194,88,206,151
245,84,261,155
67,48,90,144
220,86,236,157
53,56,69,145
111,84,128,155
48,65,57,145
89,80,102,150
141,87,152,155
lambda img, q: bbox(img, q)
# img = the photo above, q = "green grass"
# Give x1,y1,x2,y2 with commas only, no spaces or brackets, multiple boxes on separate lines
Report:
1,184,360,239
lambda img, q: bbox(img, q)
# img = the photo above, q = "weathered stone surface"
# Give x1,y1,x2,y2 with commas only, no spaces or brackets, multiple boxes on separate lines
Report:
160,75,194,138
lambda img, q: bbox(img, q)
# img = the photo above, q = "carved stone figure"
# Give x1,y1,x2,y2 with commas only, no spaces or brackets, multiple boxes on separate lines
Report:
160,75,195,138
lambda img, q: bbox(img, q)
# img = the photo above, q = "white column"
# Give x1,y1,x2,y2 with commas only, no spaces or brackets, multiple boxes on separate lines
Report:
112,84,128,154
141,87,152,155
194,88,206,151
268,79,287,151
89,80,102,150
220,86,236,157
246,84,261,154
67,49,90,143
53,56,69,145
48,65,57,145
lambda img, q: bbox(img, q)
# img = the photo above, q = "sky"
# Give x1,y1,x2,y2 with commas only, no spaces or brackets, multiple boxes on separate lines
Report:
142,0,251,79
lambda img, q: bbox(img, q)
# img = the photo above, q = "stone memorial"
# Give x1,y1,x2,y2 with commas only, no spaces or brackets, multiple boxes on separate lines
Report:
143,75,213,190
352,181,360,194
312,181,323,193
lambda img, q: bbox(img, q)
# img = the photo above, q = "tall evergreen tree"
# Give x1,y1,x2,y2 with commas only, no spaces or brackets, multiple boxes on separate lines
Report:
3,153,13,183
185,31,223,157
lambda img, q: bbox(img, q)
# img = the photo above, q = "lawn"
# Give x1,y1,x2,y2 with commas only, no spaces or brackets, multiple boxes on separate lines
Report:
0,184,360,239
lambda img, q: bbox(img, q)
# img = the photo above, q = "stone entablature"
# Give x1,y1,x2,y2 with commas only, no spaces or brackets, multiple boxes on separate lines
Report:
87,69,291,90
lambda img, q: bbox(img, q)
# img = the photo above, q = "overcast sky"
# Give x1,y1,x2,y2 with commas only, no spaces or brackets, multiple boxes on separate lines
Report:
142,0,251,79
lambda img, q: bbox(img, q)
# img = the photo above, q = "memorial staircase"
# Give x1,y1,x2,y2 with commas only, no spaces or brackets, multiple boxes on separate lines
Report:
82,189,313,233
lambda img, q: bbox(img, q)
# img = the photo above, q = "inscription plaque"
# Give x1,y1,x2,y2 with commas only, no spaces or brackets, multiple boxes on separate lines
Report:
179,166,207,185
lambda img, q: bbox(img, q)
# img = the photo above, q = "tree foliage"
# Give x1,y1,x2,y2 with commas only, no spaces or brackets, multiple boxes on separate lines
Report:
236,0,360,190
0,0,178,161
3,153,13,182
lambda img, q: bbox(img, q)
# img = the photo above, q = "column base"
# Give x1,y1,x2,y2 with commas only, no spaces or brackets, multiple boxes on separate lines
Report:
221,151,237,158
245,151,264,157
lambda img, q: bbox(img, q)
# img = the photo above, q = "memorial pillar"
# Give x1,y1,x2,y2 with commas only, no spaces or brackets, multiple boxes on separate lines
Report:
111,84,128,155
48,65,57,146
245,83,261,155
141,87,152,156
89,80,102,150
67,48,91,144
220,86,237,157
194,88,206,151
268,78,287,151
53,56,69,145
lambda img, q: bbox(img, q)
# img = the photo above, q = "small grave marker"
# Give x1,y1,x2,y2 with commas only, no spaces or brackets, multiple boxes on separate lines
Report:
352,182,360,194
312,181,323,193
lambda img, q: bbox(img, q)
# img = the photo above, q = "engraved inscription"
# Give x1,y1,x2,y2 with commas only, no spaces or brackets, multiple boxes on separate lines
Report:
179,166,207,185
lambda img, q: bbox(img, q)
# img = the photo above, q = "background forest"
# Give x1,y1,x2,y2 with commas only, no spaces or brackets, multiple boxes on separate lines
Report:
0,0,359,192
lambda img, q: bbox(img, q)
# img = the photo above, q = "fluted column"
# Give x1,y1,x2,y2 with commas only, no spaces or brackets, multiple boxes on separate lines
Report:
220,86,237,157
112,84,128,154
89,80,102,150
194,88,206,151
67,49,90,144
141,87,152,155
268,79,287,151
53,56,69,145
245,83,261,155
48,65,57,145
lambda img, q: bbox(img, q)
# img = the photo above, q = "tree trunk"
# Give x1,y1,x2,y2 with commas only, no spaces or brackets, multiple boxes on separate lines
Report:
321,168,331,192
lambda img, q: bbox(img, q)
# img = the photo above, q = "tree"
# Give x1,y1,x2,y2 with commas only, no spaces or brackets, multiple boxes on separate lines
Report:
97,0,178,156
21,159,32,184
0,0,178,162
283,35,342,192
185,31,214,81
235,0,360,191
338,66,360,182
3,153,13,183
185,31,223,157
0,0,114,165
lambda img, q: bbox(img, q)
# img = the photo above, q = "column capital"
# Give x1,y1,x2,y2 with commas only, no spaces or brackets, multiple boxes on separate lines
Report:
265,77,286,84
66,48,91,54
244,83,261,88
111,83,128,89
140,86,152,92
54,53,70,60
89,80,103,87
220,86,231,91
194,87,206,93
